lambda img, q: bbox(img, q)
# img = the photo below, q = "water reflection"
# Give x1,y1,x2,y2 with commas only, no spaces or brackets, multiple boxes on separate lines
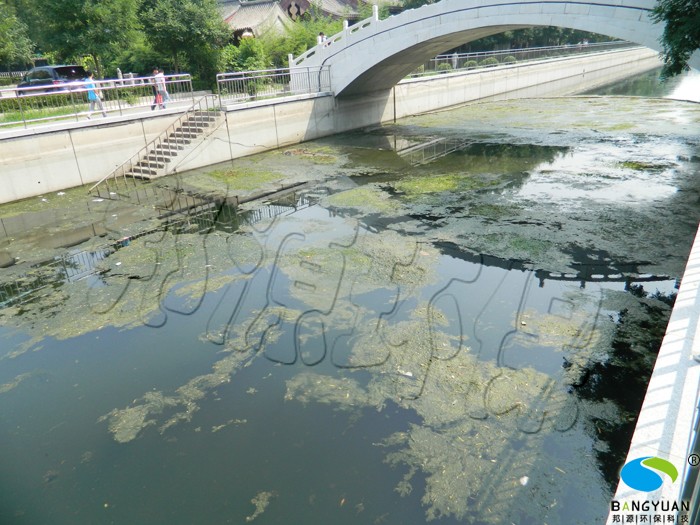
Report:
0,94,697,524
0,189,677,524
584,67,700,103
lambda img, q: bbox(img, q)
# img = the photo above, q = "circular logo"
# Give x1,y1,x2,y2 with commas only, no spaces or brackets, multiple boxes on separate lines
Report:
620,456,678,492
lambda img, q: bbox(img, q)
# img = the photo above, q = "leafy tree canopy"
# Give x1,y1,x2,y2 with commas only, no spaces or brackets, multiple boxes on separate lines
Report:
652,0,700,77
141,0,231,75
0,3,34,68
39,0,141,77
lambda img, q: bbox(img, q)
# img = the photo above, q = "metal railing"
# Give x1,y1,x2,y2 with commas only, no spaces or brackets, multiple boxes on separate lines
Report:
408,41,639,77
0,73,194,129
291,6,381,67
680,399,700,522
88,94,222,198
0,41,643,134
216,66,331,105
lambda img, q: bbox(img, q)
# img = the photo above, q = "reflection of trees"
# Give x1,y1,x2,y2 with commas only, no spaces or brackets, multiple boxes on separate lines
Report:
573,284,676,490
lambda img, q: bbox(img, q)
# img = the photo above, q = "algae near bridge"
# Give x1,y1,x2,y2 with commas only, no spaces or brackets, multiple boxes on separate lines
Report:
0,91,697,524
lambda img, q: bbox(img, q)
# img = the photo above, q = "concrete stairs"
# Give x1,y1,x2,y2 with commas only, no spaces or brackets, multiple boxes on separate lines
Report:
125,110,222,181
88,97,223,198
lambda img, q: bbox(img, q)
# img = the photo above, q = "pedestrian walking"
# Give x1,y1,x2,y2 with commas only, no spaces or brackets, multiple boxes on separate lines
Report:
151,68,168,110
84,71,107,118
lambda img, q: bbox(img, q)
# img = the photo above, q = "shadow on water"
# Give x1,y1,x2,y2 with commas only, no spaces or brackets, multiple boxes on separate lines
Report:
0,88,698,524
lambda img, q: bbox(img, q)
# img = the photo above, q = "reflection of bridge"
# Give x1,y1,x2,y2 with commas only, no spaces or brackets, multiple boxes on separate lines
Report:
292,0,700,96
432,241,673,289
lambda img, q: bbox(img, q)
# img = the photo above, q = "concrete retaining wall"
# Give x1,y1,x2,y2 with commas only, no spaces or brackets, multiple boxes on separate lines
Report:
0,47,662,204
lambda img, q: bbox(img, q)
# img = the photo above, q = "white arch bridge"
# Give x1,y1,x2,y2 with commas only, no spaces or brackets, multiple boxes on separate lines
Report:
290,0,699,97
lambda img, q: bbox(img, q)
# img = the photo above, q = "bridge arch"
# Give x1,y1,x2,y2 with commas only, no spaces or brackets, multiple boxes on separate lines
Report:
291,0,695,97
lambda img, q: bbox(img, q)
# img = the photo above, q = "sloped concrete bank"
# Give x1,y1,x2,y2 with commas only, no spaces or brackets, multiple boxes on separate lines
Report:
0,47,661,204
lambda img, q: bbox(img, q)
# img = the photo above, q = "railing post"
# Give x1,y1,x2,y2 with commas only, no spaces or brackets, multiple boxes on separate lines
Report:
373,4,379,20
70,90,79,122
17,95,27,129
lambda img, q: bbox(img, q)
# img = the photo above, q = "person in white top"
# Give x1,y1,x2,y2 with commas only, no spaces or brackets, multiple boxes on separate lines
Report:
151,68,168,110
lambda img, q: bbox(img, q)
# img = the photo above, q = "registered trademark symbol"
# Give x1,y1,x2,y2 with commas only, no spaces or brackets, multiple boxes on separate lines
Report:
688,454,700,467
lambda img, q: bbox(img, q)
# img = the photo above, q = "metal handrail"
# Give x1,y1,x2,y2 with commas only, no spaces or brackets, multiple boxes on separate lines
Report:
680,399,700,521
0,73,194,129
87,94,220,197
411,41,638,76
216,66,331,105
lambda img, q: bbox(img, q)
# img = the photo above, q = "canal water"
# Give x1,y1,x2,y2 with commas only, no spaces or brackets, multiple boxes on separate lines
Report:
0,70,699,524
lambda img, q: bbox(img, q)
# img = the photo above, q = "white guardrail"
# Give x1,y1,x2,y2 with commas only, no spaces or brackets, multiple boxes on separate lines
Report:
1,41,638,131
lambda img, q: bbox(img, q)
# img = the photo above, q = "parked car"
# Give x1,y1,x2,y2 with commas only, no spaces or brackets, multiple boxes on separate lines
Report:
16,65,88,95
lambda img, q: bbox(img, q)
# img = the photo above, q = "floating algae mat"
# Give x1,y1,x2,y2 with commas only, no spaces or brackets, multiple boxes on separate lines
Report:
0,91,698,524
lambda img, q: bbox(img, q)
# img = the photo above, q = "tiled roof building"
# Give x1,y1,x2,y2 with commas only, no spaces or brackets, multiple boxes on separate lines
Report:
218,0,362,37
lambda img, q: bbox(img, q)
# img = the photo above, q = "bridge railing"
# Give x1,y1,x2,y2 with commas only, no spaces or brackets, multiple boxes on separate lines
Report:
291,5,381,67
0,73,195,130
412,41,639,76
680,402,700,523
216,66,331,106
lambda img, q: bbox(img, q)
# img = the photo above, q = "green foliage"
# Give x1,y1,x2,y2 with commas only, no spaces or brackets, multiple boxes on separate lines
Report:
436,63,453,72
479,57,499,67
652,0,700,78
503,55,517,64
39,0,142,77
456,27,610,54
254,14,342,69
141,0,232,78
0,92,83,119
108,34,168,77
401,0,437,9
356,2,392,19
220,39,271,72
464,60,479,69
0,3,34,68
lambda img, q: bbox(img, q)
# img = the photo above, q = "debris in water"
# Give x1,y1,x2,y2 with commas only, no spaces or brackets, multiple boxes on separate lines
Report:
245,491,276,522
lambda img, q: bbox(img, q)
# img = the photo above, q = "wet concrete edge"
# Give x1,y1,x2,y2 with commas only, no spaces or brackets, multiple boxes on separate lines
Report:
607,223,700,521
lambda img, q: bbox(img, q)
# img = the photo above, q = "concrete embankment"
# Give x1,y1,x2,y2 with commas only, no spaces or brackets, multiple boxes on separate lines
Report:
0,47,662,204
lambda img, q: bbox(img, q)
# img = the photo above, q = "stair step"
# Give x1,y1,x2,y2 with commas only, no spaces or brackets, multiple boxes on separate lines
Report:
189,113,218,121
138,160,166,170
169,132,198,139
165,137,192,145
177,125,204,133
163,136,191,144
155,143,184,151
145,154,172,162
128,166,159,175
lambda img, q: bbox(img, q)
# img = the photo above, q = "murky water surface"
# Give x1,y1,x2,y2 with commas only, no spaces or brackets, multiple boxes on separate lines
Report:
1,72,699,524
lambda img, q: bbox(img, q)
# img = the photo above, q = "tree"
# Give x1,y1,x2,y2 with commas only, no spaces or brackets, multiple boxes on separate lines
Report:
401,0,436,8
652,0,700,78
0,3,34,69
141,0,231,80
39,0,142,77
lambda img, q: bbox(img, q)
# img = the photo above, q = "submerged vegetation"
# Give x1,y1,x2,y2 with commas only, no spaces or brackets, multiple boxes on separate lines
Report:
0,95,697,523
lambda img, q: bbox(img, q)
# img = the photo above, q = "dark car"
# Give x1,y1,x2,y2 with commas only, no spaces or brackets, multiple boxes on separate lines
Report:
16,65,88,95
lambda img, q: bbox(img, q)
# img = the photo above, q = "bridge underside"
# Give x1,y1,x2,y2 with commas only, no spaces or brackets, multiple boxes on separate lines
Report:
341,25,532,96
